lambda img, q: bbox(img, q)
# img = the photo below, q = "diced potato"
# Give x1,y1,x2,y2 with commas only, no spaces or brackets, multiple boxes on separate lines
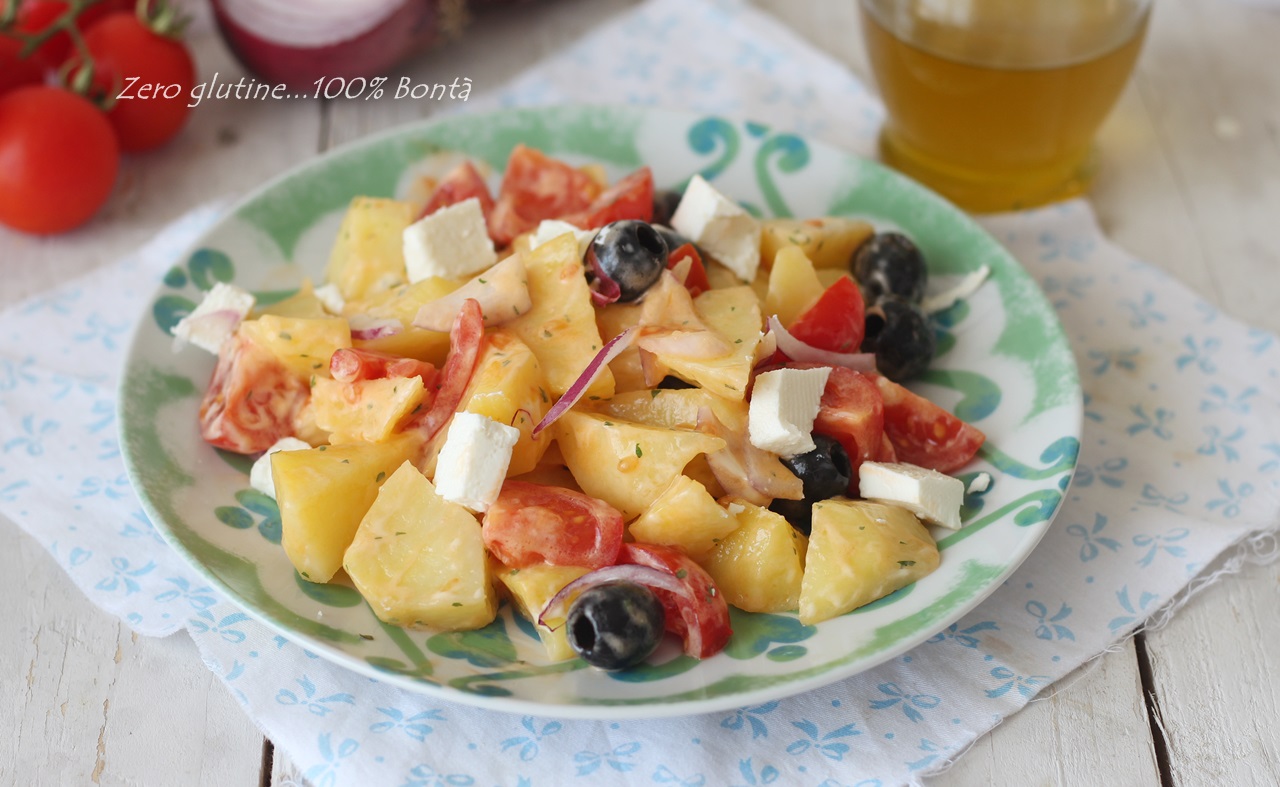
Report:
309,375,426,444
347,277,462,365
798,499,941,625
703,501,807,613
495,563,590,661
258,279,329,319
597,388,715,430
554,410,724,520
766,247,825,326
651,286,763,400
628,476,740,560
760,216,874,270
274,433,421,583
595,302,646,393
325,197,413,300
457,329,551,476
508,234,614,398
239,315,351,381
344,462,497,630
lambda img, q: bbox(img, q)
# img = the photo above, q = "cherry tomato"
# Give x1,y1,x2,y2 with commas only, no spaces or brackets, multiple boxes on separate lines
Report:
561,166,654,230
488,144,602,246
666,242,711,297
801,364,885,495
0,86,119,234
482,481,624,570
329,347,436,386
417,160,494,221
0,37,44,96
14,0,134,71
786,275,866,353
874,375,985,473
76,11,195,152
199,333,311,454
407,298,485,443
621,543,732,659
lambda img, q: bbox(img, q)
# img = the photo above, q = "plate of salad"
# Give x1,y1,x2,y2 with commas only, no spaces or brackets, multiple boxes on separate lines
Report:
118,104,1081,718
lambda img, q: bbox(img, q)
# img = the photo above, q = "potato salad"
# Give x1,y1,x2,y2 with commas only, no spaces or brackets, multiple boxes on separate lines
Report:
173,145,986,671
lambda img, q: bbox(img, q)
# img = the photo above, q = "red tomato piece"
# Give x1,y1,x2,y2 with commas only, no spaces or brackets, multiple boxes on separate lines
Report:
799,364,886,494
559,166,654,229
875,375,986,473
329,347,436,386
0,38,44,96
488,145,602,246
407,298,485,442
417,160,494,221
482,481,624,570
621,543,732,659
15,0,132,71
199,333,311,454
666,242,711,298
786,276,866,353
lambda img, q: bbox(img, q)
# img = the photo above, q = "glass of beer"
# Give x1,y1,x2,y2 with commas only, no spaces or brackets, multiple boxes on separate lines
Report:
859,0,1153,212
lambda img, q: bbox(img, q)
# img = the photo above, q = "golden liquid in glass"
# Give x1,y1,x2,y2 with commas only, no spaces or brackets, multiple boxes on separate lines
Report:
861,1,1151,212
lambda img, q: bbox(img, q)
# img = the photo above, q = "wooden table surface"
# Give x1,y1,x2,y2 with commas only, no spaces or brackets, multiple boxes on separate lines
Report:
3,0,1278,784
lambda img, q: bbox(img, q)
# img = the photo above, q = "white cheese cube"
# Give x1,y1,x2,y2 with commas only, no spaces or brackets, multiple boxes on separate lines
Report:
402,197,497,283
748,366,831,457
529,219,597,259
248,437,312,500
171,282,256,354
313,283,346,315
670,174,761,282
433,412,520,513
859,461,965,530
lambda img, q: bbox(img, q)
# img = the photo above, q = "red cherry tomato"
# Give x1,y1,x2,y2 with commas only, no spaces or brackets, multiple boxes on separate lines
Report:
328,347,436,387
199,333,311,454
15,0,135,70
0,37,44,96
488,145,602,246
621,543,732,659
874,375,985,473
0,86,119,234
666,242,711,298
407,298,485,443
417,160,494,221
786,275,866,353
560,166,654,229
76,11,196,151
482,481,625,570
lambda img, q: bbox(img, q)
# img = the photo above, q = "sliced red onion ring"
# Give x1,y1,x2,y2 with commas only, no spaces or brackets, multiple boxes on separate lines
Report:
349,316,403,341
536,563,691,630
767,315,876,372
585,247,621,306
531,327,636,437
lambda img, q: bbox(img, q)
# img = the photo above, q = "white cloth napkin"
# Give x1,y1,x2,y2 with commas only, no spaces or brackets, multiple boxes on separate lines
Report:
3,1,1278,785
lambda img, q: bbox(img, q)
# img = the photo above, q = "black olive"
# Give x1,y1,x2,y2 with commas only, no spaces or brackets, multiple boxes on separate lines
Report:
851,232,928,304
651,189,685,227
566,581,665,670
769,434,853,535
863,299,936,382
586,220,669,302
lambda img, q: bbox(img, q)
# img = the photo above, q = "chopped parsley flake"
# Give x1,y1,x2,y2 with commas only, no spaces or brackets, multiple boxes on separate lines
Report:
675,568,688,579
635,444,643,458
376,471,386,483
898,560,916,568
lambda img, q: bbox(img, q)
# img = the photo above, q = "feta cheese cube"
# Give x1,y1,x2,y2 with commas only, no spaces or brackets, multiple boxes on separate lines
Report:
670,174,762,282
248,437,312,500
171,282,256,354
529,219,597,259
313,283,346,315
433,412,520,512
859,461,965,530
402,197,497,283
748,366,832,457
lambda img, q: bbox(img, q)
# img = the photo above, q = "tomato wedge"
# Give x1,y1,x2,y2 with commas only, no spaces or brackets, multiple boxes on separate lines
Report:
874,375,985,473
621,543,732,659
482,481,624,570
488,145,602,246
786,275,865,353
666,242,711,297
198,333,310,454
408,298,485,443
329,347,437,386
417,160,494,222
560,166,654,229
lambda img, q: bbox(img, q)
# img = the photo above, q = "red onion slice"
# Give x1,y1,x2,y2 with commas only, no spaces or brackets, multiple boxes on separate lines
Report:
531,327,636,437
585,246,621,306
536,564,691,630
767,315,876,372
349,316,403,341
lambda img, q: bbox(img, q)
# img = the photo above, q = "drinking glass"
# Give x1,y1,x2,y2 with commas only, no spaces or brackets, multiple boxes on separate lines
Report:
859,0,1153,212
